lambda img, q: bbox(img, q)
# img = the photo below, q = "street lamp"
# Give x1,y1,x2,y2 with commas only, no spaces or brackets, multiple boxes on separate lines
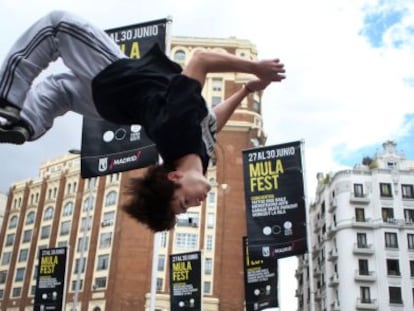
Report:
68,149,92,311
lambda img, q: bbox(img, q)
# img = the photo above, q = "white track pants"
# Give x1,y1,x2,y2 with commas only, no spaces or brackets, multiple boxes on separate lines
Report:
0,10,126,139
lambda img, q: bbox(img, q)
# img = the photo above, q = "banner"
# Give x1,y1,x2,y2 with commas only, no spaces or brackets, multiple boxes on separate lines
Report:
243,237,278,311
169,251,202,310
34,247,68,311
242,141,307,259
80,19,170,178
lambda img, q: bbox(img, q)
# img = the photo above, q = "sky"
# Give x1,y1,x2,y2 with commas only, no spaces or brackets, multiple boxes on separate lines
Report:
0,0,414,310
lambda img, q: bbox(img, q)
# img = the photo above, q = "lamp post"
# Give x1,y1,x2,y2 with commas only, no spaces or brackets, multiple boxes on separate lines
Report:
69,149,93,311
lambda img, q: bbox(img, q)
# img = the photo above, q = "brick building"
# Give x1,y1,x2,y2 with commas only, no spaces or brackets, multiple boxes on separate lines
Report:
0,36,267,311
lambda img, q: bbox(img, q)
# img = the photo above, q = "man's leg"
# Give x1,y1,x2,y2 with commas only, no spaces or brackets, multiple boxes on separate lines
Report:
0,10,125,122
0,71,101,144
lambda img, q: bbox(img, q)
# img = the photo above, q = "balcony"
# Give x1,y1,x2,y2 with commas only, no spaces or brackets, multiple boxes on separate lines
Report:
352,218,375,229
328,274,339,287
314,267,322,276
314,289,323,301
356,298,378,310
330,300,340,311
328,248,338,262
350,193,370,204
354,270,376,282
326,224,337,238
353,243,374,255
328,198,337,213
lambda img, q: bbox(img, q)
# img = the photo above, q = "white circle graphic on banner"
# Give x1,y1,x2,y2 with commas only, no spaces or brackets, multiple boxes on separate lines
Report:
284,221,292,229
103,131,114,142
263,226,272,236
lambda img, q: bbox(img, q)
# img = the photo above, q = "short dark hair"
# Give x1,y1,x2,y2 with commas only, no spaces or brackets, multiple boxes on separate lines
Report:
123,164,180,232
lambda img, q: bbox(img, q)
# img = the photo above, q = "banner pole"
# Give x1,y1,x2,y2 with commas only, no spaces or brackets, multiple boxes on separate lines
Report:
300,140,315,311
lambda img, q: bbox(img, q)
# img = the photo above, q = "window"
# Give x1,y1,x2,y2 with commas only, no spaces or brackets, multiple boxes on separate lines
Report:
9,215,18,229
385,232,398,248
355,208,365,222
212,78,222,92
175,233,198,250
18,249,28,262
157,255,165,272
12,287,21,298
360,286,371,303
83,196,94,211
60,221,71,236
41,225,51,239
176,212,199,227
207,213,215,229
387,259,400,276
207,192,216,206
43,207,54,221
380,183,392,197
156,277,163,292
0,289,3,299
358,259,369,275
72,280,83,291
354,184,364,197
408,234,414,250
204,258,212,275
77,237,89,252
382,207,395,222
357,233,367,248
22,229,32,243
211,96,221,107
62,202,74,216
173,50,186,62
5,233,15,246
95,277,107,289
15,268,25,282
410,260,414,277
1,252,11,265
0,271,7,284
204,281,211,294
97,254,109,270
105,191,117,206
26,211,35,224
405,209,414,223
74,258,86,274
402,184,414,199
99,232,112,249
389,286,402,304
159,231,167,248
206,235,213,250
102,211,115,226
81,216,92,231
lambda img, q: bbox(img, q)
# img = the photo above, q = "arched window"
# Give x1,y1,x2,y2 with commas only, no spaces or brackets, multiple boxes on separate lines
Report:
9,215,18,229
43,207,54,221
83,196,94,211
105,191,117,206
63,202,74,217
173,50,186,62
26,211,35,225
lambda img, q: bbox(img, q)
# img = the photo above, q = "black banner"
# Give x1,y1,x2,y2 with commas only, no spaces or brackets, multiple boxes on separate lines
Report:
243,237,278,311
242,141,307,259
34,247,68,311
169,251,202,310
80,19,170,178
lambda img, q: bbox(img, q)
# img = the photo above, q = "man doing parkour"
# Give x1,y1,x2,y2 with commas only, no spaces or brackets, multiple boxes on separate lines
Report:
0,11,286,231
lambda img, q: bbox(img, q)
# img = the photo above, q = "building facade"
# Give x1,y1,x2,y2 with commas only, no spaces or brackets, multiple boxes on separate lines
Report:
296,141,414,311
0,36,267,311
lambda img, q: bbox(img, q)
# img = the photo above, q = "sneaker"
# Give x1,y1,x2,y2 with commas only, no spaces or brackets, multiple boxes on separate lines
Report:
0,123,31,145
0,98,20,123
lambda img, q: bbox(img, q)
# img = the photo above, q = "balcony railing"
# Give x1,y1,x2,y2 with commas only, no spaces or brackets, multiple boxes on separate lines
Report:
353,243,374,255
356,298,378,310
354,270,376,282
350,193,370,204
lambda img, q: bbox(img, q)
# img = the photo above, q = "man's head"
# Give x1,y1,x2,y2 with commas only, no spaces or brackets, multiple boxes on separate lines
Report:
123,164,211,232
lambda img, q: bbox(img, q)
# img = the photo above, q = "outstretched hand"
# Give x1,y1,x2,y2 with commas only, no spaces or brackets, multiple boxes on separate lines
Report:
245,79,272,92
254,58,286,82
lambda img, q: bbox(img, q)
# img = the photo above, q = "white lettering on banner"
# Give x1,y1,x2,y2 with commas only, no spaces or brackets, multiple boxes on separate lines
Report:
109,151,142,170
110,25,160,43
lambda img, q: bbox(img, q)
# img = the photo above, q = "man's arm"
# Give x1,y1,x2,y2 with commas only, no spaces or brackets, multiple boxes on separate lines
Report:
182,50,285,87
214,79,274,132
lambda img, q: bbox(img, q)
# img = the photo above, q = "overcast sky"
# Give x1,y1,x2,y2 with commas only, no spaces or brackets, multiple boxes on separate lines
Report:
1,0,414,309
